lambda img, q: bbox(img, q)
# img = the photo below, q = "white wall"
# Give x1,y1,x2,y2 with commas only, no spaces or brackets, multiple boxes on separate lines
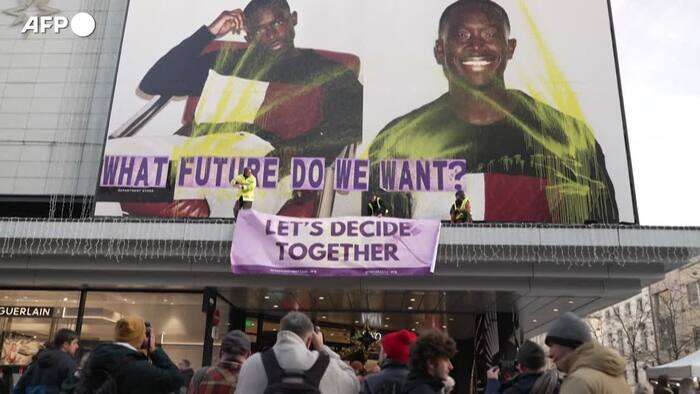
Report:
0,0,126,195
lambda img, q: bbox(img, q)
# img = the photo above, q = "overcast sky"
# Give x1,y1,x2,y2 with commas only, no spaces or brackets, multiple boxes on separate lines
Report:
610,0,700,226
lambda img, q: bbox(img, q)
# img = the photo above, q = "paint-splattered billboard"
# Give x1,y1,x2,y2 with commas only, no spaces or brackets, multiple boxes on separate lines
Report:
95,0,635,223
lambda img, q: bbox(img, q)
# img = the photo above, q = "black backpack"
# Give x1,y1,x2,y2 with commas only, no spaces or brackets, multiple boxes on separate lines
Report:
261,349,330,394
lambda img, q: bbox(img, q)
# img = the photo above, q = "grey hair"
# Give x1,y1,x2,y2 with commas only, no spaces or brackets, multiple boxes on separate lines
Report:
280,312,314,339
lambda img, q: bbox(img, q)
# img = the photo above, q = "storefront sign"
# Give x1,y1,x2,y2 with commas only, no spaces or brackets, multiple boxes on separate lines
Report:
0,306,54,318
231,210,440,276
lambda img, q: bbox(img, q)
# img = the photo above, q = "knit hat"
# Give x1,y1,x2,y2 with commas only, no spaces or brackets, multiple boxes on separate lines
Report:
545,312,592,349
382,330,417,364
114,316,147,349
516,340,545,370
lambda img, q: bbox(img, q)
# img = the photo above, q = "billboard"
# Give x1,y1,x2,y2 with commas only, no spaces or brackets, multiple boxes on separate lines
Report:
95,0,635,224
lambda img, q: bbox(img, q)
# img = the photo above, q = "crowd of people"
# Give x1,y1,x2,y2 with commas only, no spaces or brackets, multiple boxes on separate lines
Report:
7,311,699,394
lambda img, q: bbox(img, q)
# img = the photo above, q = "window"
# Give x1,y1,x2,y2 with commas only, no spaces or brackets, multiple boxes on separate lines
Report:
613,306,620,317
625,302,632,316
687,282,700,307
605,310,611,320
636,298,643,314
617,330,626,355
81,292,206,369
694,327,700,350
641,327,649,352
607,333,614,348
0,290,81,366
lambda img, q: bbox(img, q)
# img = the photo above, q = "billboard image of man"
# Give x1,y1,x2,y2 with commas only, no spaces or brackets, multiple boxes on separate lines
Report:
108,0,362,218
367,0,618,223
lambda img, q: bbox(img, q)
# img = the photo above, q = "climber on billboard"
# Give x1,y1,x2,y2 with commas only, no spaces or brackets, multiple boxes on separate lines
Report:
366,0,618,224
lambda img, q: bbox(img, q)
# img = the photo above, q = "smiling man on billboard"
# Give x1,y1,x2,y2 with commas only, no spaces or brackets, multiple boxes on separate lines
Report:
368,0,618,223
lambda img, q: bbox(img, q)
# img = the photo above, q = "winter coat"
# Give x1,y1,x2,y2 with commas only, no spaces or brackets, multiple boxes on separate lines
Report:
234,330,360,394
80,343,183,394
362,360,410,394
557,341,631,394
486,372,544,394
401,370,444,394
13,349,76,394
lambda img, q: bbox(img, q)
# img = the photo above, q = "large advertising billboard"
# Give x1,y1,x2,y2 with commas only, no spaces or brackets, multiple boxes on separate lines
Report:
95,0,636,223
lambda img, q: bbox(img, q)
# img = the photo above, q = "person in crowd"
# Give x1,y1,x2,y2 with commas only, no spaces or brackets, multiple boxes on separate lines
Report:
485,340,559,394
188,330,251,394
679,378,696,394
178,359,194,390
59,350,91,394
545,312,630,394
367,0,618,223
235,311,360,393
366,194,389,217
232,167,257,220
75,316,183,394
634,381,652,394
450,190,472,223
654,375,674,394
402,329,457,394
363,329,416,394
364,360,380,376
13,328,79,394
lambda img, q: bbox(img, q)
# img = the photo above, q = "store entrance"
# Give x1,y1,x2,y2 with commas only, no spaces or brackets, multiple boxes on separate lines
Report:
221,287,519,394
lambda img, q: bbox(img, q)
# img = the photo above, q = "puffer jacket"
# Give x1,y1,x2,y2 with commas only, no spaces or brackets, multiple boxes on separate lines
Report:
13,349,76,394
558,342,631,394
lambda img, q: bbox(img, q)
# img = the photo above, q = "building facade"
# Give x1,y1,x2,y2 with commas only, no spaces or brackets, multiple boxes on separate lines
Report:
2,1,700,393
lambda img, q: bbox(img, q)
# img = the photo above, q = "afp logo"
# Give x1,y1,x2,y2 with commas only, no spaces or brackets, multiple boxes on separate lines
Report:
21,12,95,37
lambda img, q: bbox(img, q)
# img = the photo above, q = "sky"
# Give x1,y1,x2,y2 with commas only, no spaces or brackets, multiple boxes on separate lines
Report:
610,0,700,226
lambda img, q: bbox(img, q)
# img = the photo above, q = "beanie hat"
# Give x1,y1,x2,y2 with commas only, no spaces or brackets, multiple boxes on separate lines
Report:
114,316,147,349
382,330,417,364
545,312,592,349
516,340,545,370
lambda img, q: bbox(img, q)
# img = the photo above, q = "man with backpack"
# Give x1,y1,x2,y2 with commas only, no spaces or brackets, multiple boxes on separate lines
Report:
235,312,360,394
188,330,251,393
485,340,559,394
13,329,79,394
363,330,416,394
75,316,183,394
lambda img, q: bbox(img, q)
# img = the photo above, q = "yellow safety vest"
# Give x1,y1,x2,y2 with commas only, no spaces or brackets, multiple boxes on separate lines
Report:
232,174,256,202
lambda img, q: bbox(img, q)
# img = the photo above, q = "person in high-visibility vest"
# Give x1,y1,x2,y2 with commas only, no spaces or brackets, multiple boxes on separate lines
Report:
366,193,389,217
232,167,256,220
450,190,472,223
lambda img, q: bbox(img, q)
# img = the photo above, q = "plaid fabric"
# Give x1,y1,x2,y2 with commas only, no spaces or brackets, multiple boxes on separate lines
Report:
188,361,242,394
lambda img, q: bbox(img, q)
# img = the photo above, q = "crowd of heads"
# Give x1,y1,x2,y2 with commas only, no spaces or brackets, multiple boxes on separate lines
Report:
13,308,700,393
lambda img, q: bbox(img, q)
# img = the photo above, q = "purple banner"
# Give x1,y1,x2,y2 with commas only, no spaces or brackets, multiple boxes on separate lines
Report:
100,155,169,188
177,157,279,189
231,210,440,277
379,159,468,192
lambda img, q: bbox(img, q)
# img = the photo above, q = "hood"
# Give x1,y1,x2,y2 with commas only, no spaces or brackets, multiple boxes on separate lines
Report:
88,343,145,372
37,349,72,368
561,342,626,377
403,370,444,392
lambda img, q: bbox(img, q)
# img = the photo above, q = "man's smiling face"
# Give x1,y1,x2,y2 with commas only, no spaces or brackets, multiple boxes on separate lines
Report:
435,3,516,90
